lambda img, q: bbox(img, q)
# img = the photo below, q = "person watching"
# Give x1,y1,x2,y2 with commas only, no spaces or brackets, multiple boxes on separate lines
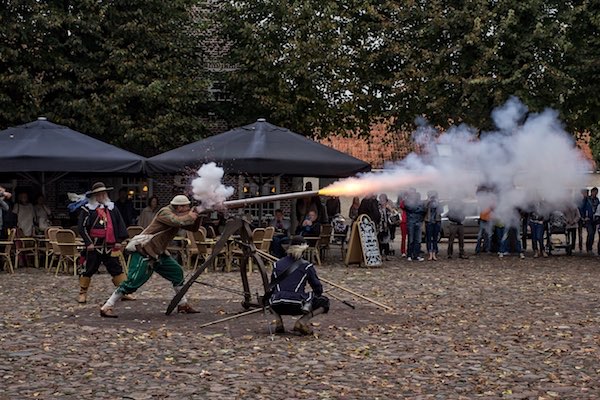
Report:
270,209,291,258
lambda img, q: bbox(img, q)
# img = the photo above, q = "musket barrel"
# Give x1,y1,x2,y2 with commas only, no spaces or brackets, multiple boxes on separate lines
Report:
223,190,320,208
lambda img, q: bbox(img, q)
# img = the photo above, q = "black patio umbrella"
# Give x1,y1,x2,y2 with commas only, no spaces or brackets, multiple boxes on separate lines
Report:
146,118,371,177
0,117,145,175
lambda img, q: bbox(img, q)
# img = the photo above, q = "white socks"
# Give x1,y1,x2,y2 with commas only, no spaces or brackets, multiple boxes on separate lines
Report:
101,290,123,310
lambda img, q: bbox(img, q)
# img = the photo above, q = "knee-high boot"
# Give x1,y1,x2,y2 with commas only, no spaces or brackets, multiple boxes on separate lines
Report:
78,276,91,304
112,273,135,301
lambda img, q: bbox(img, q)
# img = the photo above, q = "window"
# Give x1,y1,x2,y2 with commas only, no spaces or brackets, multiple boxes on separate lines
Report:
118,177,152,213
239,176,280,223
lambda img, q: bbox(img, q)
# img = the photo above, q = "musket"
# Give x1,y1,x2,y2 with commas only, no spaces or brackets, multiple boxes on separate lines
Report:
222,190,321,208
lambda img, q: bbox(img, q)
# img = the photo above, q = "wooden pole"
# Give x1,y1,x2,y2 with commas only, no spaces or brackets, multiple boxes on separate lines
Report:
256,249,278,263
197,307,265,329
320,277,393,311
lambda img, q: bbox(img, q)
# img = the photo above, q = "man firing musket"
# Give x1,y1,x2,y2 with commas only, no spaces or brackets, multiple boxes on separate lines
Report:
99,194,202,318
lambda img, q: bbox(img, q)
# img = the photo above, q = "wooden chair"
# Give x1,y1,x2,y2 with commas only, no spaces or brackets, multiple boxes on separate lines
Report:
55,229,79,276
206,225,216,239
249,226,276,272
42,227,61,270
317,224,333,262
126,226,144,238
261,226,275,252
188,229,219,271
0,228,17,273
305,224,332,266
124,226,144,269
48,228,61,271
14,229,39,269
252,228,265,247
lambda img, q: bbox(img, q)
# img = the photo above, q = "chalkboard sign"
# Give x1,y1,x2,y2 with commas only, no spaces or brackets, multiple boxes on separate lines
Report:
345,214,382,267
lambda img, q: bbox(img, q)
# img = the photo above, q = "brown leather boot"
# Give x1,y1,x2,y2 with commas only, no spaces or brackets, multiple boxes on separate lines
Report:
293,319,313,335
100,307,118,318
78,276,91,304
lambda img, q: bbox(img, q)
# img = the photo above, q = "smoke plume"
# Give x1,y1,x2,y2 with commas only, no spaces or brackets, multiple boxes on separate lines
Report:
190,162,234,211
322,97,591,225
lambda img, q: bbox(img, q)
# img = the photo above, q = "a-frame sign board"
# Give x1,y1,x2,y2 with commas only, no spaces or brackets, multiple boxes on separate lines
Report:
344,214,382,267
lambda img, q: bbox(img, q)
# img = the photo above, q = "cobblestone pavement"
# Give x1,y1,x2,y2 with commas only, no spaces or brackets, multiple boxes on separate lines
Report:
1,245,599,399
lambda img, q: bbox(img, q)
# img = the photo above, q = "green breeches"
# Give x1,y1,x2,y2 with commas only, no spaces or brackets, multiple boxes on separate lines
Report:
118,252,185,294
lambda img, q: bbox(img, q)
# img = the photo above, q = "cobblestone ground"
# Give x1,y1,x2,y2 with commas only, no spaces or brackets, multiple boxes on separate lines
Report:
1,243,599,399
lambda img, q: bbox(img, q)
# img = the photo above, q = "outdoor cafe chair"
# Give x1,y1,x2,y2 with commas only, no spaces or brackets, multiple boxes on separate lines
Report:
0,228,17,273
47,227,61,271
304,224,333,266
187,229,221,271
54,229,79,276
124,226,144,268
249,226,275,273
42,227,61,270
14,229,39,269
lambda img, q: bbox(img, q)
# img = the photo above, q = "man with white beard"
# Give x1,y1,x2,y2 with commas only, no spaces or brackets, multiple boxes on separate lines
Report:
77,182,130,304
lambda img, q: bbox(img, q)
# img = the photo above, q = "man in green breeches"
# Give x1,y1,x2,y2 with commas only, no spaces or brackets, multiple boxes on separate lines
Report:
100,195,201,318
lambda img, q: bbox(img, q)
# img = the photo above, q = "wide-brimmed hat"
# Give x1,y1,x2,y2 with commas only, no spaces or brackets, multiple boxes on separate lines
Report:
87,182,113,197
170,195,191,206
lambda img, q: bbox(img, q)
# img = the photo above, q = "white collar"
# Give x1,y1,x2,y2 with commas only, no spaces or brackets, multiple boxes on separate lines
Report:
86,200,115,211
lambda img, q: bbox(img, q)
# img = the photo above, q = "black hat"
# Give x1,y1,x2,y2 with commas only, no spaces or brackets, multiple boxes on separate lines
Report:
289,235,307,246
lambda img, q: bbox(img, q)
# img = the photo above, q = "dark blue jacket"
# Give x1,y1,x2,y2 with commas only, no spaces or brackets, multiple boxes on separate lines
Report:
404,200,425,225
268,256,322,306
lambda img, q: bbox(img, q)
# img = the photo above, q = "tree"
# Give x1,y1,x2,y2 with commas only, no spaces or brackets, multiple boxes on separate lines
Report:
216,0,599,154
563,1,600,163
0,0,210,156
215,1,391,136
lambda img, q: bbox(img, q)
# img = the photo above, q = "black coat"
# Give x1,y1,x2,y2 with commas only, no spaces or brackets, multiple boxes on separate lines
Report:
78,204,128,247
358,197,381,225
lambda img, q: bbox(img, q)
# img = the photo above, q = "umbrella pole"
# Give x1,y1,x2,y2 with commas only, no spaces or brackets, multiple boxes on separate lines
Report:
259,174,263,226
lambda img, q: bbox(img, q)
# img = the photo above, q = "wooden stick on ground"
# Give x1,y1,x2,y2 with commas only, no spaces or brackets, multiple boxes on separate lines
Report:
197,307,266,329
321,277,394,311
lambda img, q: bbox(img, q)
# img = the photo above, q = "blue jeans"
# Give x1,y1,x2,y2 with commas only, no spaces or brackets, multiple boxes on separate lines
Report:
475,220,491,253
407,221,422,259
425,222,440,253
529,222,544,252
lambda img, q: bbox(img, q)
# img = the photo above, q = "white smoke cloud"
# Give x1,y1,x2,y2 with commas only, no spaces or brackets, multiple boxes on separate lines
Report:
190,162,234,211
323,97,591,226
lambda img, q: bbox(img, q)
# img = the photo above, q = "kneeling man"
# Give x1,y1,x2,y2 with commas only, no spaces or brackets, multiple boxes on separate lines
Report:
268,236,329,335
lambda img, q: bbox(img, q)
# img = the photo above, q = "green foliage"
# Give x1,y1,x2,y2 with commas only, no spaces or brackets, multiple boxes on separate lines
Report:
216,0,599,157
2,1,598,161
0,0,210,156
215,1,391,136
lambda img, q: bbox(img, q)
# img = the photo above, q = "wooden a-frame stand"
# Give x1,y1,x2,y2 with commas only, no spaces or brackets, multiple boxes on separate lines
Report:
166,217,270,315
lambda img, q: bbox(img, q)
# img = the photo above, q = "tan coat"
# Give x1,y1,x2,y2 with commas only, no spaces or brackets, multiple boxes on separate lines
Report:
138,205,200,259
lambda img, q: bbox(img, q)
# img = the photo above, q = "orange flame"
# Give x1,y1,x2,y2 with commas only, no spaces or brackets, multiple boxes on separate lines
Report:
318,171,438,197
